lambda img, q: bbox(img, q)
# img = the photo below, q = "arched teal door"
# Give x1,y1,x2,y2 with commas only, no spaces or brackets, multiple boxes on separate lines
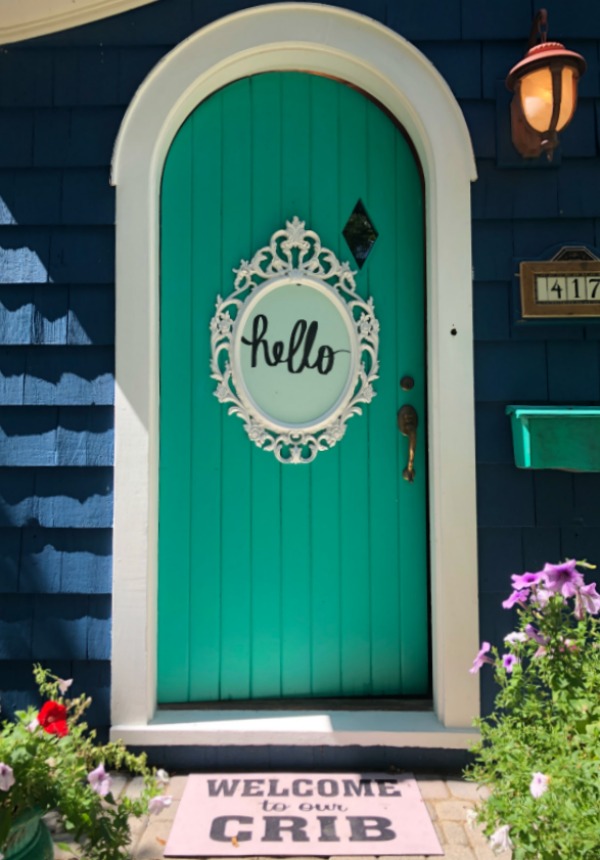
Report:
158,72,428,703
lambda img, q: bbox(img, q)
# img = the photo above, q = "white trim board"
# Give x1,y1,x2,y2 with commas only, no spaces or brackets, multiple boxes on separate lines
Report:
110,3,480,748
0,0,158,45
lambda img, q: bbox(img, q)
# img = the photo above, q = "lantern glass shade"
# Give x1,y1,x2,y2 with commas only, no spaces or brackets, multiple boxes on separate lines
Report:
520,65,578,133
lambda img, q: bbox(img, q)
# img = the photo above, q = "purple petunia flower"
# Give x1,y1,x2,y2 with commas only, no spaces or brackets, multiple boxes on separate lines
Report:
525,624,549,646
87,763,112,797
470,642,493,674
502,653,520,673
0,763,15,792
541,560,584,598
530,772,550,798
511,571,544,591
575,581,600,619
502,589,529,610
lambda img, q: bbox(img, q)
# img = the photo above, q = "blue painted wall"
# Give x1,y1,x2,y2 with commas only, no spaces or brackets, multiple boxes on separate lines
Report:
1,0,600,728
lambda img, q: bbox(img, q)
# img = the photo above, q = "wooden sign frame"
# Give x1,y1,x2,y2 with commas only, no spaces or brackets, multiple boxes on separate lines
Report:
520,247,600,319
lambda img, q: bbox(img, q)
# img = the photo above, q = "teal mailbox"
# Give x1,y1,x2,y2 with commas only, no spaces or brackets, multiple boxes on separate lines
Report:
507,406,600,471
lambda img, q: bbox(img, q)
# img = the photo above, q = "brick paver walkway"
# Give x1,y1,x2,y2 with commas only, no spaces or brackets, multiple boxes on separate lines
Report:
53,774,511,860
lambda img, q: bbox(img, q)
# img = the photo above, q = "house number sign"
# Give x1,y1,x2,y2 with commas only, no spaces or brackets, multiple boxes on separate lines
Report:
210,217,379,463
520,246,600,318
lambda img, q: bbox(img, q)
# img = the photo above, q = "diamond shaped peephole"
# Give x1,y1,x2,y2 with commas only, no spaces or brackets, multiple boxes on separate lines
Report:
342,200,378,269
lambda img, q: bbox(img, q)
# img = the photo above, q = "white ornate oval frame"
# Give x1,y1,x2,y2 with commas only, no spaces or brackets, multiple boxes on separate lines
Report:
210,217,379,463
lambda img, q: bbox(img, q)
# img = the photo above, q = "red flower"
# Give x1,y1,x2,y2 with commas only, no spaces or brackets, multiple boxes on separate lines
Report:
38,701,68,737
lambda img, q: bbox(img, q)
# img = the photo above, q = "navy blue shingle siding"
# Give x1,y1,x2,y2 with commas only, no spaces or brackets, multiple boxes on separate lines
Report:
0,284,114,345
0,468,113,528
0,347,114,404
0,407,113,466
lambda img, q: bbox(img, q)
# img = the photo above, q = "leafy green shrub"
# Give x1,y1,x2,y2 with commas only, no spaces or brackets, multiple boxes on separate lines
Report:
0,666,171,860
466,560,600,859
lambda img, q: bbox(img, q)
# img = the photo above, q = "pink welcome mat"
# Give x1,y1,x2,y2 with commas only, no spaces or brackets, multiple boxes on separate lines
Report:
164,772,443,856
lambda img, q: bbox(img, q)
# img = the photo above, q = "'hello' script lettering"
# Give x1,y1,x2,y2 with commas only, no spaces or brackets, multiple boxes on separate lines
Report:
241,314,348,376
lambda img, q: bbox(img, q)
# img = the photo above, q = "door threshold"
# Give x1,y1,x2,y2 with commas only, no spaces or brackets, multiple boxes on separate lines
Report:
160,697,434,712
111,708,478,750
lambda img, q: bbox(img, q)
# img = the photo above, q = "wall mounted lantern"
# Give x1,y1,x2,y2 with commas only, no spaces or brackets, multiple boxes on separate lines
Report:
506,8,586,160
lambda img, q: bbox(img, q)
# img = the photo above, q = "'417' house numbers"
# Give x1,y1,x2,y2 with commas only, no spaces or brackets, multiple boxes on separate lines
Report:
520,246,600,318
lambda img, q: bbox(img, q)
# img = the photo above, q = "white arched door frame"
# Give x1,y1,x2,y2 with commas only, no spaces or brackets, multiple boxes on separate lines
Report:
111,3,480,749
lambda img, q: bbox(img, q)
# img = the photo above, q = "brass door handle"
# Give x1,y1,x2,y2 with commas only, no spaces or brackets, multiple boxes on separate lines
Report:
397,404,418,482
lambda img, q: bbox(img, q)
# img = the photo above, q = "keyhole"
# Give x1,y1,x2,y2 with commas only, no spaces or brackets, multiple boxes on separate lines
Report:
400,376,414,391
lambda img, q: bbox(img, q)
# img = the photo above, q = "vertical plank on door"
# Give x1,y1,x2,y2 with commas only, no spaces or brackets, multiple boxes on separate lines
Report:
188,93,224,702
395,130,429,693
158,119,193,701
366,102,402,694
219,79,253,699
249,74,284,699
280,73,312,695
309,75,342,696
338,85,372,696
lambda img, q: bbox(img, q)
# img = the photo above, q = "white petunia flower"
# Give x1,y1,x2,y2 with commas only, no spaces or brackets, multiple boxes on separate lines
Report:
465,808,478,830
489,824,513,854
530,771,550,798
57,678,73,695
149,795,173,815
504,631,527,644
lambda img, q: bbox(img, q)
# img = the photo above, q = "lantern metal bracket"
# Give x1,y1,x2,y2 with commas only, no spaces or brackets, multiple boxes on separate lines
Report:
528,8,548,49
